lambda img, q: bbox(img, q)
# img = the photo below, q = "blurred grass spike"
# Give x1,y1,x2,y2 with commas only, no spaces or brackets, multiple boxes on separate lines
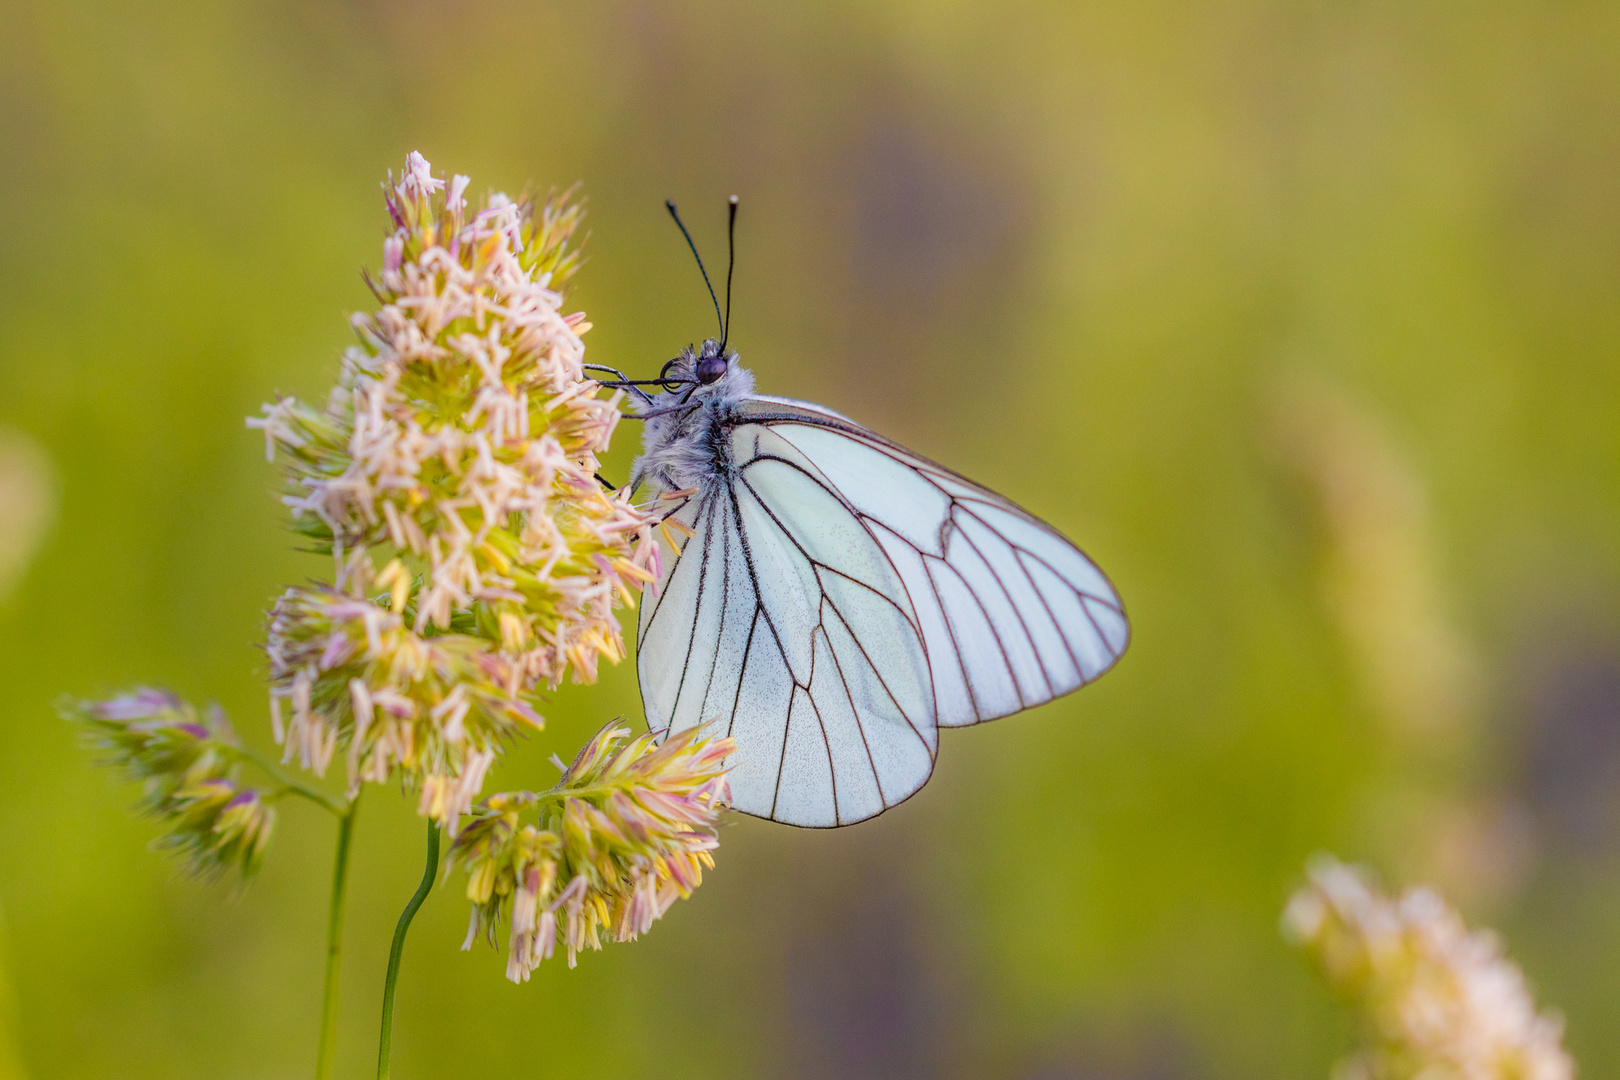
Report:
1284,854,1574,1080
251,152,659,829
60,689,277,882
449,720,735,979
0,427,56,605
1271,376,1478,743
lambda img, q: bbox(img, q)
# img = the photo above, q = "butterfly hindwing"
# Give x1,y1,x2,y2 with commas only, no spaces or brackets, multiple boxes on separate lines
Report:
639,447,937,827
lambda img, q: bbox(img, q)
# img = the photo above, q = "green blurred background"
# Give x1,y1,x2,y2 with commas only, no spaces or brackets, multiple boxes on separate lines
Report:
3,1,1620,1076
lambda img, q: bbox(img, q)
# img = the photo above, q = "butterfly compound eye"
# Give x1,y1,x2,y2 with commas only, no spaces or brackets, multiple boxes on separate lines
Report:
696,354,728,385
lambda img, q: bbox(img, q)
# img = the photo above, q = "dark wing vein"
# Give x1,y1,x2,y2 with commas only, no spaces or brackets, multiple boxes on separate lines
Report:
819,601,896,806
799,654,841,824
737,470,934,751
666,496,716,724
949,520,1055,701
1015,549,1087,684
689,497,732,725
722,484,799,820
740,454,926,637
639,492,702,638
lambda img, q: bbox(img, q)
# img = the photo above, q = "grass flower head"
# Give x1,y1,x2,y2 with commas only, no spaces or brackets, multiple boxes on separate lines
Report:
250,154,658,828
60,155,737,1080
450,721,734,979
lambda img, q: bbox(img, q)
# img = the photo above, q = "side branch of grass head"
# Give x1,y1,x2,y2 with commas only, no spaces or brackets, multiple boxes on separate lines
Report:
60,689,279,882
451,722,734,979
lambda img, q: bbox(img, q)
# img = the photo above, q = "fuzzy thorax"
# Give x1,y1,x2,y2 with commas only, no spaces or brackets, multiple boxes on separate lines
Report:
630,339,755,495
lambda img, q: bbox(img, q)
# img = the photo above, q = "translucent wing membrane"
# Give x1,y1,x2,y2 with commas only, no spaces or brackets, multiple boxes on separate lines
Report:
638,477,936,827
638,396,1127,827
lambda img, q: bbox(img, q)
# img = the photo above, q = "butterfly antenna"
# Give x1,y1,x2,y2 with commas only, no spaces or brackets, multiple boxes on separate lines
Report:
720,195,738,351
666,200,724,340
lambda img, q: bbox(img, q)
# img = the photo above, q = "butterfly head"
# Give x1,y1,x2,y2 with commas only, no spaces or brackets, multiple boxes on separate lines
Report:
695,345,729,385
658,338,745,396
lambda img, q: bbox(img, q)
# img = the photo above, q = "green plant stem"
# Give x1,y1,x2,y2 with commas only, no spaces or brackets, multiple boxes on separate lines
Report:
377,820,440,1080
227,743,348,816
316,796,360,1080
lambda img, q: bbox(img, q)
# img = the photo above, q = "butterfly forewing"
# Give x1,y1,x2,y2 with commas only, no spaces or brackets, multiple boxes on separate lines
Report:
743,402,1128,726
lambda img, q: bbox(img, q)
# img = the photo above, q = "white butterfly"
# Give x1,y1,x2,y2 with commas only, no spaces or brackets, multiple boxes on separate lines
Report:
597,203,1127,827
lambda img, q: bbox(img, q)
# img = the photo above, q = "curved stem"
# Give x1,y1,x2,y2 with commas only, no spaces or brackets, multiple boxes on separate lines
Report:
377,820,440,1080
315,795,360,1080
